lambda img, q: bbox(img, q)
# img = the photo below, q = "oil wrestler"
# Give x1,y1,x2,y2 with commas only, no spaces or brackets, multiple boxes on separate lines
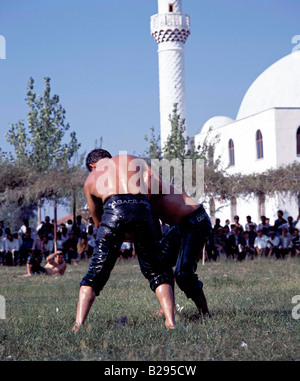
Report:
72,149,175,332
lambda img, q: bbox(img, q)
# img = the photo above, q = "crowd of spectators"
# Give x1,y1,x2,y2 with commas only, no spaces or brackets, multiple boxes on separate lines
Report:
1,209,299,268
207,210,300,261
0,215,98,267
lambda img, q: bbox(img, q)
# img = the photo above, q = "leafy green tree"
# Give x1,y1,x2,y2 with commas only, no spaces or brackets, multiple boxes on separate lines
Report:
5,77,81,225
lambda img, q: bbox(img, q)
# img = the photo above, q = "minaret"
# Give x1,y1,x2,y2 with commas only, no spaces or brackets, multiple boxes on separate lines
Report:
151,0,190,149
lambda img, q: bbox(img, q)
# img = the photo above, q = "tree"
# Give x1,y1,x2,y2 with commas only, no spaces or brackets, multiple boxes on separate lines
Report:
6,77,81,224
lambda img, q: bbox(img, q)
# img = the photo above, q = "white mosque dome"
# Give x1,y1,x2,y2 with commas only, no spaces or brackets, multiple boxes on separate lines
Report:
199,116,234,135
237,50,300,120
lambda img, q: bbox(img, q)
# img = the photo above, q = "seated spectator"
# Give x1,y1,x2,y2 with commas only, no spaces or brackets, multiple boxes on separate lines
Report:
257,216,270,236
56,231,64,252
19,230,34,265
32,230,44,262
5,233,20,265
243,231,255,260
227,227,246,260
292,229,300,257
63,231,78,264
16,251,66,277
0,228,5,265
254,229,268,256
119,233,134,260
279,228,292,259
77,236,89,262
266,230,280,258
245,216,257,232
213,227,227,257
87,232,97,258
161,221,170,237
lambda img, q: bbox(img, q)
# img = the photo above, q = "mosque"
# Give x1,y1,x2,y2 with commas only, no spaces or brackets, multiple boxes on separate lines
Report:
151,0,300,225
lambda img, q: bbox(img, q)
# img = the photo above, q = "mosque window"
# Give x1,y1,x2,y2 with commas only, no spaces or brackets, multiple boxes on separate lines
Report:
256,130,263,159
228,139,235,166
297,127,300,156
169,4,174,12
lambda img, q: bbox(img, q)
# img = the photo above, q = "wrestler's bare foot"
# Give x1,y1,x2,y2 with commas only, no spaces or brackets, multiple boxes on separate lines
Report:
72,322,81,332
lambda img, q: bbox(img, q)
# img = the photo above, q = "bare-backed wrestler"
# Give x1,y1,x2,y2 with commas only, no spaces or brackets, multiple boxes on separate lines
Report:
148,170,212,318
72,149,175,332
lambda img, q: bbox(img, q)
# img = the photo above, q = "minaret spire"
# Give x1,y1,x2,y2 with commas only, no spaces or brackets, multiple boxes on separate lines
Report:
151,0,190,149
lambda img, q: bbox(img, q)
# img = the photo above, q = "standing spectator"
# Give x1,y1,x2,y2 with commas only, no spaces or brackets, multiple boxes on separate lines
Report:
245,216,257,232
66,219,73,233
61,226,69,244
75,215,86,236
233,215,244,232
213,218,222,234
0,229,5,265
257,216,270,236
292,229,300,257
0,218,8,238
266,230,280,258
5,233,20,265
248,224,258,246
274,210,287,235
279,228,292,259
40,216,54,238
119,233,134,260
63,231,78,264
18,219,37,239
41,235,54,261
281,215,300,235
254,230,268,257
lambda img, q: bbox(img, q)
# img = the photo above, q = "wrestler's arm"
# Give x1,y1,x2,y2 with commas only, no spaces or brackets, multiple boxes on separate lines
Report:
84,182,103,228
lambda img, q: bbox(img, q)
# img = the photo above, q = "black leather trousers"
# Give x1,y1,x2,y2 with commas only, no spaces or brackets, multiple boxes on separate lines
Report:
160,204,212,299
80,194,173,295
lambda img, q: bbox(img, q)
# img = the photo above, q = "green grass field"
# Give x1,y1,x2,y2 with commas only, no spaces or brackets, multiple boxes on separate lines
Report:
0,256,299,361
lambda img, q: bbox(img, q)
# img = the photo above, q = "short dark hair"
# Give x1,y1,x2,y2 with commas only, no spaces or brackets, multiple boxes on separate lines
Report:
86,149,112,171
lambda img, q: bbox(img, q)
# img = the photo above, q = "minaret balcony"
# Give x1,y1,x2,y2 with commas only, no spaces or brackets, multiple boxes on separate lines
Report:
151,12,190,33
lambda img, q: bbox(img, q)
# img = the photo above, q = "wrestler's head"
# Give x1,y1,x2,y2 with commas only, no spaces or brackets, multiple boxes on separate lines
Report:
86,148,112,171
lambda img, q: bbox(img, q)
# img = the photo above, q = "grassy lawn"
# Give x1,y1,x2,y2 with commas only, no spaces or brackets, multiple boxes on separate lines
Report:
0,256,299,361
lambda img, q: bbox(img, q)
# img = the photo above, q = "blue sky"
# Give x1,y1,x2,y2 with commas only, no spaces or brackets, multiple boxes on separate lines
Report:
0,0,300,218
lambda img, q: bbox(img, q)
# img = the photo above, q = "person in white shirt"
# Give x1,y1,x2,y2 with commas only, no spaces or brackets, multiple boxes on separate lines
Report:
5,233,21,265
254,230,268,256
18,219,37,239
266,230,280,258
